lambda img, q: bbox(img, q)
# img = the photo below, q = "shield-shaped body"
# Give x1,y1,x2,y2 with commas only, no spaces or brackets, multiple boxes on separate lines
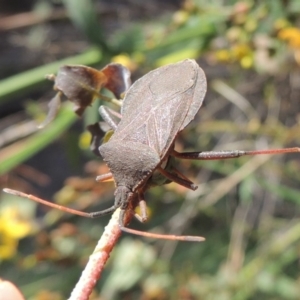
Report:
99,60,207,206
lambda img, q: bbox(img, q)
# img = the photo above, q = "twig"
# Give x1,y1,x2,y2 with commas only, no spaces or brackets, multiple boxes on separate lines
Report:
2,188,130,299
0,120,39,148
0,9,66,31
68,209,130,300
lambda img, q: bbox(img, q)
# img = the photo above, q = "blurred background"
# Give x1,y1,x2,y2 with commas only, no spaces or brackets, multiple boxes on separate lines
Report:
1,0,300,299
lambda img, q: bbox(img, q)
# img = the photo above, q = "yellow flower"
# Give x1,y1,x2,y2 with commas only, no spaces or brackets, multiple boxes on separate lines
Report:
215,44,253,68
0,207,31,239
215,49,231,62
240,55,253,69
112,54,137,71
0,235,18,259
278,27,300,48
232,44,252,60
79,131,92,150
0,207,32,260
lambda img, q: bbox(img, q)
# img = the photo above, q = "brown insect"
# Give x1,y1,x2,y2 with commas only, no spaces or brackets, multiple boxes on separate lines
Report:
4,59,300,242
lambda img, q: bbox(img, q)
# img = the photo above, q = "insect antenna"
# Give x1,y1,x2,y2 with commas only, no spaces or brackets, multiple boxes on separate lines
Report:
2,188,205,242
2,188,115,218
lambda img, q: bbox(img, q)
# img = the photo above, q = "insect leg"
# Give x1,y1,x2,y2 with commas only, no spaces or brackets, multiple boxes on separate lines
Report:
96,172,114,182
118,206,205,242
171,168,195,185
157,167,198,191
133,192,148,223
172,147,300,160
138,198,148,222
119,192,148,223
98,106,121,131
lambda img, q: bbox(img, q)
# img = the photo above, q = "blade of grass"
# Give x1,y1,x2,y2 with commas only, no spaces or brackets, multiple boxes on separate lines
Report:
234,220,300,300
0,103,76,175
259,179,300,205
142,15,219,53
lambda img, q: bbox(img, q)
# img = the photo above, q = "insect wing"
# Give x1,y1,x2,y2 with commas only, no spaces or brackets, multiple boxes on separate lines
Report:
111,60,206,158
180,61,206,130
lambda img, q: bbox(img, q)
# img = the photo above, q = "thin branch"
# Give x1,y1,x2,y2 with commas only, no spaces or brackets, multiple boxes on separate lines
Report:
68,208,131,300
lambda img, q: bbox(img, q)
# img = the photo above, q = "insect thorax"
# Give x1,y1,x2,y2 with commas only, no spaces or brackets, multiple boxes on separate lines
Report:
99,140,160,191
